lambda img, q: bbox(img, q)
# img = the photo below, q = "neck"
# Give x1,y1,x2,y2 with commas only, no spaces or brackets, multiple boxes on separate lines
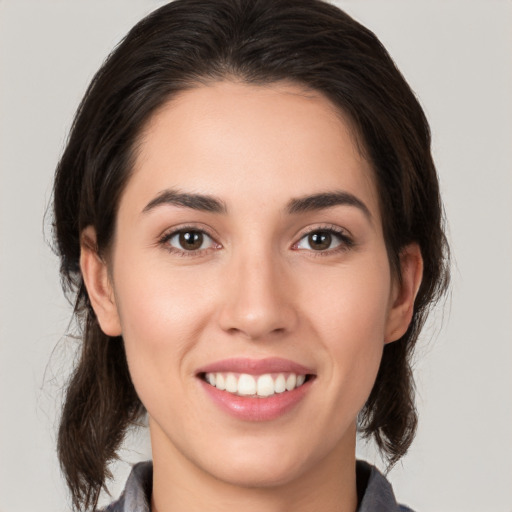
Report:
150,422,358,512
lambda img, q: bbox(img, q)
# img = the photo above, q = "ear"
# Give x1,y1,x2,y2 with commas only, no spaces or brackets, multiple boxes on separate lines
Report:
384,243,423,344
80,226,122,337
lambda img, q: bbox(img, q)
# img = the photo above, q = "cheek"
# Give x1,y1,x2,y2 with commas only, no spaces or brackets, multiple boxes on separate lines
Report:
304,258,391,341
111,259,217,406
114,252,219,337
302,262,391,404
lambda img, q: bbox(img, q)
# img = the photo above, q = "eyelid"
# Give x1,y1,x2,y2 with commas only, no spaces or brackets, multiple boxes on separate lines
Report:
291,224,355,254
156,222,354,257
158,224,222,256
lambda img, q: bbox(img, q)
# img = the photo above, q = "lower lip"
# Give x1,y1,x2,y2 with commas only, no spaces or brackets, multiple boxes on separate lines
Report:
200,378,312,422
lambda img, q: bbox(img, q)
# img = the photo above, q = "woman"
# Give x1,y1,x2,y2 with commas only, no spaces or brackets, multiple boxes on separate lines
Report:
52,0,449,511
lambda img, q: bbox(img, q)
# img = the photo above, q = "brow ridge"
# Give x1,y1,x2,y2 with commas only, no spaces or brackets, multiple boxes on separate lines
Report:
286,191,371,220
142,189,370,220
142,189,227,214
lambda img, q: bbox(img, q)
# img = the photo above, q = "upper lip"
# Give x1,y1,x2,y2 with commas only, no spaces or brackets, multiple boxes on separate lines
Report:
196,357,314,376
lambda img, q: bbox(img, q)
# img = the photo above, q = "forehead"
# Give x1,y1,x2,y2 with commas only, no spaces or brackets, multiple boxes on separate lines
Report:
123,81,379,221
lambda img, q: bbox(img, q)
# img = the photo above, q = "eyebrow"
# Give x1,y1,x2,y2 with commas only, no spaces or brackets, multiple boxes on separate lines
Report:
286,191,372,220
142,188,371,220
142,189,227,214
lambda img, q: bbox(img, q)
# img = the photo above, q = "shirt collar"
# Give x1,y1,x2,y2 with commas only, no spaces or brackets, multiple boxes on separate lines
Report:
101,460,411,512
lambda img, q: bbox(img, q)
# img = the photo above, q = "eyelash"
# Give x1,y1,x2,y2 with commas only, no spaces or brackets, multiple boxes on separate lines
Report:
158,225,219,257
293,225,355,257
158,224,354,257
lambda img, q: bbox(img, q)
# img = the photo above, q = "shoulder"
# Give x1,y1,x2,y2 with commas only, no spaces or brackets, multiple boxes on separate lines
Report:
357,460,416,512
96,461,153,512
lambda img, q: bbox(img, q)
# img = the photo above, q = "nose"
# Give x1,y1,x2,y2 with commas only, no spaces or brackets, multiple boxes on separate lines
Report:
217,248,298,340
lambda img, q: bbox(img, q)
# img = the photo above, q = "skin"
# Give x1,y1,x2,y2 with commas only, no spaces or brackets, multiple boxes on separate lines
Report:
81,81,423,512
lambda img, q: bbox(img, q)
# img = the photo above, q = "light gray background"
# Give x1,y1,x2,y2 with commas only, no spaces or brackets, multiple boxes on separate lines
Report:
1,1,511,511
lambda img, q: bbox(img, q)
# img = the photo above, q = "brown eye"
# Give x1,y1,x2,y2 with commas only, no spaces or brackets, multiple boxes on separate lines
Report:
179,231,204,250
308,231,332,251
165,229,215,252
295,229,348,252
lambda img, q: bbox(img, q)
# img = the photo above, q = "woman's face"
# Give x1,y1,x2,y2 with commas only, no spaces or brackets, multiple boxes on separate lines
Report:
87,81,416,489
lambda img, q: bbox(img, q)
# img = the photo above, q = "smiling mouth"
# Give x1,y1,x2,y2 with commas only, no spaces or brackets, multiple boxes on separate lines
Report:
200,372,313,398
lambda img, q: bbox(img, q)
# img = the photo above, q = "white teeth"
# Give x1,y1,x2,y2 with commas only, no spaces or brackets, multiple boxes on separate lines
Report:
216,373,226,390
204,371,308,397
274,374,286,393
256,374,275,397
225,373,238,393
238,374,256,396
285,373,296,391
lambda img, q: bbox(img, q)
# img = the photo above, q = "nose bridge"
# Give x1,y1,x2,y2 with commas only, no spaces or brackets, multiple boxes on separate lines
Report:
218,240,297,339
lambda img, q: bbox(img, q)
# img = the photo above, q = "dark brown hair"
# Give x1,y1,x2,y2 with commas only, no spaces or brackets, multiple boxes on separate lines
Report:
53,0,450,509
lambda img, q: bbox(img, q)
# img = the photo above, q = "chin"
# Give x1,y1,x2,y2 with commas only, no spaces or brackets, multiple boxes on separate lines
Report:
194,432,331,490
207,454,307,489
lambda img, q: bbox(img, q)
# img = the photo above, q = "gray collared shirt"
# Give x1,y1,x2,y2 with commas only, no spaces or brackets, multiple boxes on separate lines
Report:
99,460,414,512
